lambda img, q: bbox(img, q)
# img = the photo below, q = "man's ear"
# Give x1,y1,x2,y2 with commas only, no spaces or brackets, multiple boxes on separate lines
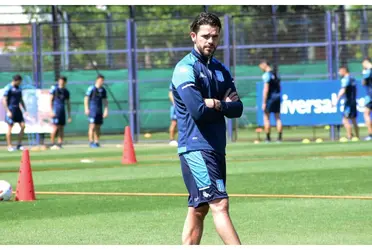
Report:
190,32,196,43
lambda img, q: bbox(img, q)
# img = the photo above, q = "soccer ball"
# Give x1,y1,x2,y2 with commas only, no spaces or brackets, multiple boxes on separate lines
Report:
0,180,13,201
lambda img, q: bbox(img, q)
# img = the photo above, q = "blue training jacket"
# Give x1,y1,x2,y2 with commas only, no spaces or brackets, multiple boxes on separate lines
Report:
171,48,243,155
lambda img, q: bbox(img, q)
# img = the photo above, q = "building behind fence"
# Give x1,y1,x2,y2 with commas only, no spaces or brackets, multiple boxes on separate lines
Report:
0,9,371,141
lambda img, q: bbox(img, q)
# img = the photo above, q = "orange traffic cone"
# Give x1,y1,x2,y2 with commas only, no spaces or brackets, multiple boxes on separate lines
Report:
15,149,36,201
122,126,137,164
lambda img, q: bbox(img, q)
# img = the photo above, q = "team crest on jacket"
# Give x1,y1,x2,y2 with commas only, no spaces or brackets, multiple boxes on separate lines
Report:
215,70,224,82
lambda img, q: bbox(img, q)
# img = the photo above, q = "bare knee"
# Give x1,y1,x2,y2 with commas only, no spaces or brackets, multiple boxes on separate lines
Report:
190,205,209,220
364,110,371,118
342,118,349,126
209,198,229,215
7,125,13,133
20,123,26,131
171,121,177,129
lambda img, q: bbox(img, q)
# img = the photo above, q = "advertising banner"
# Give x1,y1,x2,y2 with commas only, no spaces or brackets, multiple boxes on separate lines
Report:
0,88,53,134
256,80,368,126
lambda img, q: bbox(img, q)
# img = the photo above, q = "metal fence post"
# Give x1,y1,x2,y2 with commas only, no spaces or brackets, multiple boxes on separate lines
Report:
271,5,279,72
126,19,138,142
224,15,234,142
106,13,114,69
334,13,339,79
326,11,336,141
361,8,369,58
326,11,333,81
31,22,40,88
62,12,70,71
133,20,140,142
39,24,44,88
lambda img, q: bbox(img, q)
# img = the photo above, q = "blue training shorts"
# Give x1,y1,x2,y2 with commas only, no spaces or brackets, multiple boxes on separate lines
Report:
265,98,281,114
179,150,228,208
5,108,24,125
343,104,357,119
365,96,372,110
52,109,66,126
170,105,177,121
89,114,103,125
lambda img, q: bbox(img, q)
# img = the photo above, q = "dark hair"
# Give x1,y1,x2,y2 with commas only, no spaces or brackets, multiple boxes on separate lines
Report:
363,57,371,63
13,74,22,81
58,76,67,82
259,60,270,66
97,74,105,80
190,12,221,33
339,65,349,72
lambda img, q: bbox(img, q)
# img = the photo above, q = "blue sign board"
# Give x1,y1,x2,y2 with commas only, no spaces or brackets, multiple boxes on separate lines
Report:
256,80,368,126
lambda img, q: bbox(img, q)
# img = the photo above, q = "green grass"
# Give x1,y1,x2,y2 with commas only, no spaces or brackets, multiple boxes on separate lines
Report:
1,141,372,244
0,125,339,144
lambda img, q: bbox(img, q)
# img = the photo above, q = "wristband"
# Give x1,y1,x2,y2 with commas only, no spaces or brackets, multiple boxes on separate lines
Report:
212,99,216,109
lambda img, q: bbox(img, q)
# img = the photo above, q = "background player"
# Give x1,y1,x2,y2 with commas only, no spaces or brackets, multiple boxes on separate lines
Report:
333,66,359,140
259,60,282,142
2,75,27,152
168,82,178,146
362,58,372,141
172,12,242,245
49,76,71,149
84,74,108,148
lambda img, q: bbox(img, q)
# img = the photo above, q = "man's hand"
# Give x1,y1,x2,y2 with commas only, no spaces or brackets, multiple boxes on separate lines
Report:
204,98,215,108
67,117,72,123
85,109,90,116
262,103,266,111
7,110,12,118
50,111,56,118
223,88,239,103
103,110,108,118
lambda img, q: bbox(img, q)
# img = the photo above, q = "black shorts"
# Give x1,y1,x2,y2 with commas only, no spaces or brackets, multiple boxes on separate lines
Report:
344,104,357,119
265,98,281,114
89,114,103,125
5,108,24,125
180,150,228,208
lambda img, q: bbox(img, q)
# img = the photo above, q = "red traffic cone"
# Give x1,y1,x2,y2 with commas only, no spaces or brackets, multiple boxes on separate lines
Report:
122,126,137,164
15,149,36,201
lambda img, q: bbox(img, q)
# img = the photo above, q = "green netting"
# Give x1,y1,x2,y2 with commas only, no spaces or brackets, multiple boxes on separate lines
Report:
0,61,363,134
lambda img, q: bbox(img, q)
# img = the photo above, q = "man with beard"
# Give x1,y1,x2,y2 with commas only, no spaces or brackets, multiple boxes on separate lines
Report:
171,12,243,245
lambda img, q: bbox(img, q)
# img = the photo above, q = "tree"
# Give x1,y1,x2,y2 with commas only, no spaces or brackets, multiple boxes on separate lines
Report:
12,5,350,73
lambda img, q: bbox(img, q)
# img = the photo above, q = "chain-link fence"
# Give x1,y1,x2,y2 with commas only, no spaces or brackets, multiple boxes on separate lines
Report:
0,10,372,141
231,13,331,128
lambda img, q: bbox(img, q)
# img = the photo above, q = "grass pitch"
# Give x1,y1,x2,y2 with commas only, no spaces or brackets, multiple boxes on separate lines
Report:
1,140,372,244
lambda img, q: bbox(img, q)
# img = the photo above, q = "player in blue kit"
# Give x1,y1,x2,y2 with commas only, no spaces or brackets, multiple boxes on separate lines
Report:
172,13,242,245
49,76,71,150
362,58,372,141
168,82,178,146
2,75,27,152
84,75,108,148
333,66,359,140
259,60,282,143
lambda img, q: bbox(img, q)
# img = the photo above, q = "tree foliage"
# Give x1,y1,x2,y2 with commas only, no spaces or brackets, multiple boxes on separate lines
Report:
5,5,363,72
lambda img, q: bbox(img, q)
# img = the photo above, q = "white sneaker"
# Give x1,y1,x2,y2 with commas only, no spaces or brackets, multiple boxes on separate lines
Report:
7,147,16,152
50,145,61,150
364,136,372,141
169,140,178,146
17,145,24,151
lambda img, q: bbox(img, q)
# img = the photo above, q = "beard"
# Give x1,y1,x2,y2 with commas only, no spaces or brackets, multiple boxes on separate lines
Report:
196,44,216,58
